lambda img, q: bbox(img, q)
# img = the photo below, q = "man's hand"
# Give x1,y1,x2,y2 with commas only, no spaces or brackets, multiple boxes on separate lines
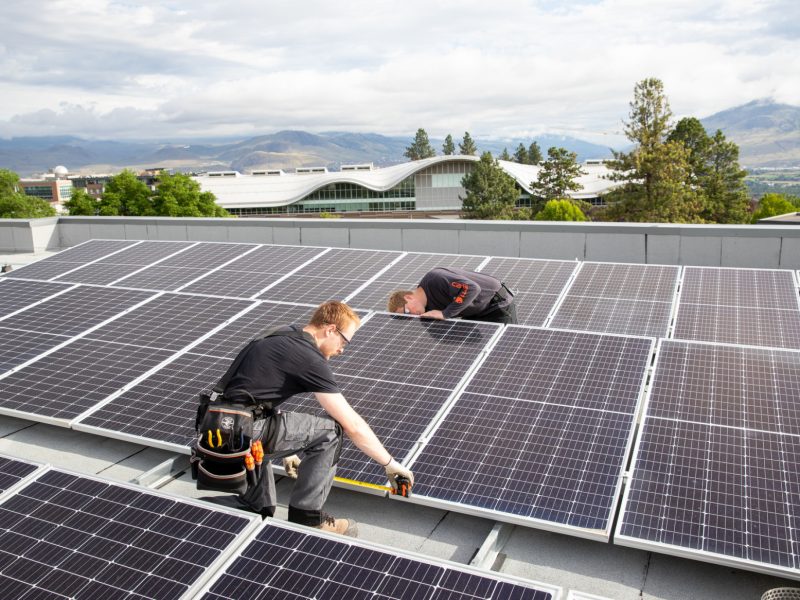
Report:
420,309,445,320
283,455,301,478
384,458,414,489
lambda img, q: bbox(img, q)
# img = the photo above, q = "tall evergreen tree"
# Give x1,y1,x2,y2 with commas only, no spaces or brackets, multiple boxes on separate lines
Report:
602,78,703,223
459,131,477,156
404,128,436,160
528,141,543,165
513,143,529,164
442,134,455,156
499,148,512,161
530,147,585,206
460,152,519,219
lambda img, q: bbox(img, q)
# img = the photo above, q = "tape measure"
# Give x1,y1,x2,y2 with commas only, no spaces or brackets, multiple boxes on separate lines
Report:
334,475,412,498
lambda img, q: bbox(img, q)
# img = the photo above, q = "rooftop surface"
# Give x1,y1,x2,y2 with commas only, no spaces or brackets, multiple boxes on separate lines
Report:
0,246,798,600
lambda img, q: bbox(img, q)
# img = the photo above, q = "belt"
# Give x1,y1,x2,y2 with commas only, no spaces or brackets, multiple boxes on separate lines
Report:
491,282,515,305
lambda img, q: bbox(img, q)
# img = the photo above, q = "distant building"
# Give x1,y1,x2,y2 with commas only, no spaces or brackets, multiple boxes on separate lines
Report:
19,165,73,210
194,156,620,216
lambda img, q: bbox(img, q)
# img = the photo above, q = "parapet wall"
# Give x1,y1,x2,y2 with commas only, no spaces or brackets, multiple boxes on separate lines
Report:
3,216,800,269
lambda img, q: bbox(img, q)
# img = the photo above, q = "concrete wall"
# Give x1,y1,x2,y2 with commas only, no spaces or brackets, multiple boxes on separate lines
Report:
5,216,800,269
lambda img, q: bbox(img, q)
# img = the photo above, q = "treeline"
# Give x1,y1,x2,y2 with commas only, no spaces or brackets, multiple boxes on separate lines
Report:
410,78,798,223
0,170,228,219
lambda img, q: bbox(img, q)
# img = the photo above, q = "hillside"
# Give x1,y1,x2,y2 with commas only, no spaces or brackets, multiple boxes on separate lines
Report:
700,99,800,168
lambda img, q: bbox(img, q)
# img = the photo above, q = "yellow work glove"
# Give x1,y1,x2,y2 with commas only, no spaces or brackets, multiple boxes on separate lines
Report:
384,458,414,490
282,454,301,479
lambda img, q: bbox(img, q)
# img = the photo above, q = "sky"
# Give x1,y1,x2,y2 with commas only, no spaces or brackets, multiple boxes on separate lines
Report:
1,0,798,145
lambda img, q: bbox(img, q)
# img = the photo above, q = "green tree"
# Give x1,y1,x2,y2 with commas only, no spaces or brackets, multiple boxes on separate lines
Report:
98,170,152,216
514,143,529,164
499,147,512,161
530,147,585,207
667,117,710,181
442,134,455,156
151,172,229,217
528,141,543,165
404,128,436,160
751,193,798,222
0,169,57,218
602,78,703,223
63,188,98,216
459,131,477,156
535,199,587,221
460,152,519,219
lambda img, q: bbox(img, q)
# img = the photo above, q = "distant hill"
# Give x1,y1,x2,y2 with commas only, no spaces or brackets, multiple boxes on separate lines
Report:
0,130,614,177
700,99,800,168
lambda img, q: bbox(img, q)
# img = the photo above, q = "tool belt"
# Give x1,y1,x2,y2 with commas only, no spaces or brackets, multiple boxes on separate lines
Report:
190,326,307,495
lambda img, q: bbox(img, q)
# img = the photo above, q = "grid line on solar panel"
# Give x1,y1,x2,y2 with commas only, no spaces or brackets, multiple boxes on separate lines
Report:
0,279,74,319
180,245,327,298
563,262,681,302
0,240,139,281
0,468,258,600
479,257,578,295
0,338,178,422
617,418,800,576
0,285,157,337
346,252,487,310
672,302,800,349
199,521,559,600
680,266,800,310
257,248,400,303
408,327,653,538
549,295,675,338
642,339,800,442
0,327,71,375
83,293,255,351
0,456,40,496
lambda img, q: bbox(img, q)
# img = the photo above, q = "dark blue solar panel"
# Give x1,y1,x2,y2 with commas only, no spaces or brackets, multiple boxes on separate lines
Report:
0,328,69,374
200,521,557,600
0,280,74,318
411,327,652,538
0,469,256,600
0,456,38,496
0,240,137,281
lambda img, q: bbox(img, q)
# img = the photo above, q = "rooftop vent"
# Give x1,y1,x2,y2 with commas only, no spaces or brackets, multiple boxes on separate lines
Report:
296,166,328,175
341,163,374,172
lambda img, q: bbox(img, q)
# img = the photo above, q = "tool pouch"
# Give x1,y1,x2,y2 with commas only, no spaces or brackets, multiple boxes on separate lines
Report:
191,401,256,495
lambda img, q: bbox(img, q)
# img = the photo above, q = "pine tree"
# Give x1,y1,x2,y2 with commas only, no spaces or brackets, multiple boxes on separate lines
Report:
460,152,519,219
530,147,585,206
442,134,455,156
528,141,543,165
499,148,512,161
459,131,477,156
513,143,529,164
404,128,436,160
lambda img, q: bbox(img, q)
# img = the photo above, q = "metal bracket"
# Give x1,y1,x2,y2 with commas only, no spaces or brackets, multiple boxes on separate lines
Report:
131,454,191,489
469,521,515,570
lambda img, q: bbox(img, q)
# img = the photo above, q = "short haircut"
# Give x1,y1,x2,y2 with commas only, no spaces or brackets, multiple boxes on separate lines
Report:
387,290,413,313
309,301,361,330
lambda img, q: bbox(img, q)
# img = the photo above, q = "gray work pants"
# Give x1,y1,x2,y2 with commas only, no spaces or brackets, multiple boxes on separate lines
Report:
238,411,342,526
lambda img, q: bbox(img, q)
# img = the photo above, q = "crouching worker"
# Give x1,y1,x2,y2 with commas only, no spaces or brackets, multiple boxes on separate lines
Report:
193,300,413,537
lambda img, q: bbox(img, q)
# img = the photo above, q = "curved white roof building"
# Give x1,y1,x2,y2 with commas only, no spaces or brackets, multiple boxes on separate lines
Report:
194,155,619,216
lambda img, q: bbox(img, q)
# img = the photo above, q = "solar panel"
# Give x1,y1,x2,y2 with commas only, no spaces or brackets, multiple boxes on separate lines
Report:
84,294,255,351
0,456,40,496
549,263,679,336
258,248,400,304
0,468,259,599
112,243,256,291
278,315,501,485
181,245,326,298
617,340,800,578
0,240,138,281
198,520,560,600
409,326,653,539
52,241,195,285
0,286,156,337
0,328,70,374
0,279,74,318
673,267,800,348
346,252,487,311
74,302,318,450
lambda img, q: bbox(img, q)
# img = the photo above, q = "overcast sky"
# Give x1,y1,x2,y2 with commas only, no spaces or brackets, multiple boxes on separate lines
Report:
1,0,797,145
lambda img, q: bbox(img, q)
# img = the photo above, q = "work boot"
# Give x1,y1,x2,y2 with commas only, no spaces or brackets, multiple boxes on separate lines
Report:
315,513,358,537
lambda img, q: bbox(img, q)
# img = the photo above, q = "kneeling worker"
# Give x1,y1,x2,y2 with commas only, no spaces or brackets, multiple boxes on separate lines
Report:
388,267,517,325
205,301,413,537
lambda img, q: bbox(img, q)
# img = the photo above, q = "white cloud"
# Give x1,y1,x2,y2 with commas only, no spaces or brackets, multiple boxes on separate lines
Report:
0,0,797,142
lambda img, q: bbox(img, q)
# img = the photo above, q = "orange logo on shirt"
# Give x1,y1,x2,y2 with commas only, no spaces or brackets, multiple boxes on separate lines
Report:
451,282,469,304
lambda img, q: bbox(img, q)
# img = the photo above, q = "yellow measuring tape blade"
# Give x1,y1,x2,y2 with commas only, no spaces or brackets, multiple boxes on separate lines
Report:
334,476,390,492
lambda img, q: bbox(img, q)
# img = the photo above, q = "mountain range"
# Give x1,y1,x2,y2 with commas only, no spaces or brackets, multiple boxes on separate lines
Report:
0,100,797,177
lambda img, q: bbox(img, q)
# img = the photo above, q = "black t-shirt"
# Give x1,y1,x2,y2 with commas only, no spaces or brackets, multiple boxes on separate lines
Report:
223,325,340,408
419,267,503,319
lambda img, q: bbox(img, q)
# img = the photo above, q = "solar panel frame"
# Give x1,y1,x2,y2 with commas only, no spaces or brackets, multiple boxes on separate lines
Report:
195,519,562,600
0,279,75,319
0,454,43,499
0,239,139,281
404,325,655,541
0,466,261,600
615,338,800,580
